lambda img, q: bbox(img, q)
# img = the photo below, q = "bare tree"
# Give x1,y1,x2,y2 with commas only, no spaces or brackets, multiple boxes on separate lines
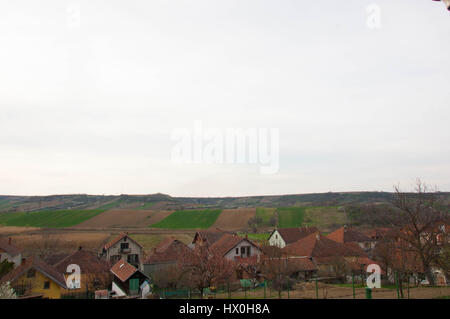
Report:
179,244,236,299
391,180,448,286
260,245,295,299
0,282,16,299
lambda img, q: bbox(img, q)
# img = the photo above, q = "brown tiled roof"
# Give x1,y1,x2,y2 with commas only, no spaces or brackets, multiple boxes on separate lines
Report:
144,239,192,264
327,227,372,243
283,232,366,258
209,234,260,257
0,236,21,257
42,252,69,265
363,228,391,240
103,232,143,250
271,227,319,245
192,229,232,245
264,256,317,272
110,259,138,282
0,257,67,289
54,248,111,274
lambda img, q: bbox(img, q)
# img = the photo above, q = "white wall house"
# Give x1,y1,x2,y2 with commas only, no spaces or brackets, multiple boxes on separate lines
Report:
223,239,262,260
268,230,286,248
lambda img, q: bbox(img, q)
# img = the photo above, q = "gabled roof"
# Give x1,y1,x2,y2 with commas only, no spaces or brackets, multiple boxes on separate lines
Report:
283,232,366,258
192,229,232,246
103,232,143,250
55,248,111,274
144,238,192,264
0,257,67,289
209,234,261,257
0,236,21,257
42,252,69,266
270,227,319,245
327,226,372,243
110,259,140,282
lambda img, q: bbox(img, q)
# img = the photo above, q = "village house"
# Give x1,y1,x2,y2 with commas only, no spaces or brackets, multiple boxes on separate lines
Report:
209,233,262,261
283,232,372,280
268,227,319,248
110,259,151,298
327,226,376,253
191,229,235,248
0,257,67,299
142,237,192,277
100,232,143,268
54,247,112,293
0,237,22,267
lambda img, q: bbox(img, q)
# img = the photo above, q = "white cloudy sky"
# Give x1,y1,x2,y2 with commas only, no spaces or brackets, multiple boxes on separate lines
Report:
0,0,449,196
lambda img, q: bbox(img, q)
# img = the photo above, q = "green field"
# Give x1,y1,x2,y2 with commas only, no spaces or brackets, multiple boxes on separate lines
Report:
302,206,347,230
276,207,306,228
238,232,270,242
0,209,106,228
255,207,276,225
151,209,222,229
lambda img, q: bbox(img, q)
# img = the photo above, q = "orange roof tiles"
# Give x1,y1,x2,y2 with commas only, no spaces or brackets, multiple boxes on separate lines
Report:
110,259,138,282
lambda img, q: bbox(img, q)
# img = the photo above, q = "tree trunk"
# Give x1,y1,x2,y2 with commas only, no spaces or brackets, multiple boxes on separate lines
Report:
424,266,436,286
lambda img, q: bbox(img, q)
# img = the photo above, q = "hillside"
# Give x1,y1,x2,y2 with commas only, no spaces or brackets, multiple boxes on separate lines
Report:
1,191,449,213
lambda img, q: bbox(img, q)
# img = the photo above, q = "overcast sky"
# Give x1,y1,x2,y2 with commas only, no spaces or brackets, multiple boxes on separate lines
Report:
0,0,449,197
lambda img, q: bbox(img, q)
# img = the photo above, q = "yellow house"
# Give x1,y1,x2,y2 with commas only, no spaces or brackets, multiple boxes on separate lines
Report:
0,256,67,299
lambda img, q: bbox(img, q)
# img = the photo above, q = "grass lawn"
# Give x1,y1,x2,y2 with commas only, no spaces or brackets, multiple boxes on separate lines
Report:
276,207,306,228
151,209,222,229
255,207,276,225
0,209,106,228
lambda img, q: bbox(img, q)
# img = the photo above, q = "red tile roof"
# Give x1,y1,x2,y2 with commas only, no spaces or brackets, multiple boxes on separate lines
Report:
264,256,317,272
144,239,192,264
103,232,143,250
0,257,67,289
283,232,367,258
110,259,138,282
0,236,21,257
327,227,372,243
209,234,260,257
54,248,111,274
271,227,319,245
192,229,233,245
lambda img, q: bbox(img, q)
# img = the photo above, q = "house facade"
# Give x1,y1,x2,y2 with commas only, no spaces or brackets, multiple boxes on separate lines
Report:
268,227,319,248
100,232,143,268
0,237,22,267
0,257,67,299
210,234,262,261
110,259,151,298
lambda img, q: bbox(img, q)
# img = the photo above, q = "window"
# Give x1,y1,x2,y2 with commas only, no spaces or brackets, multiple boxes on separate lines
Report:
120,243,129,249
43,281,50,289
26,269,36,278
235,248,239,254
247,246,251,256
